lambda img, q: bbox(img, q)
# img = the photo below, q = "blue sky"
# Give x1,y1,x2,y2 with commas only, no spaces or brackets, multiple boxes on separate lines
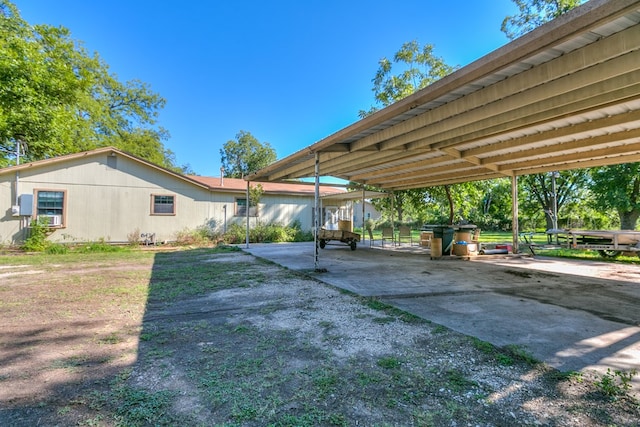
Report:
16,1,517,177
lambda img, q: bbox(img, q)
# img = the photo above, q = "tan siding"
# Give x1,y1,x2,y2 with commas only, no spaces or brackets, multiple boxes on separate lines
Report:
0,152,321,244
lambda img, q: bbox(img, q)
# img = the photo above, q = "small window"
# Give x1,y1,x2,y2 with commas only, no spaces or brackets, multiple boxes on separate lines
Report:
151,194,176,215
236,198,258,217
35,189,66,227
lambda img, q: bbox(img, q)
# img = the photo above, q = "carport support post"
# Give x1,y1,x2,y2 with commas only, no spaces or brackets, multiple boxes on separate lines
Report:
362,187,366,242
511,175,519,254
246,180,250,249
391,191,396,241
314,152,320,271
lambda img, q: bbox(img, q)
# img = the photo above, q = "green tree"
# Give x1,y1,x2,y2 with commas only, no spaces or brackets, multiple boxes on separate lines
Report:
0,1,179,170
589,164,640,230
501,0,584,40
477,178,513,230
519,170,590,230
359,41,459,223
220,131,277,178
359,40,457,118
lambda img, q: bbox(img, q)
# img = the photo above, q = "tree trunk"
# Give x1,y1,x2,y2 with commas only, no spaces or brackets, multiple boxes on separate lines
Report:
445,185,454,225
619,208,640,230
544,203,555,230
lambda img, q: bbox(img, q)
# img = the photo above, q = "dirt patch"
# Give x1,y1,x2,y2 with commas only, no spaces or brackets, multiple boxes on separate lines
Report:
0,248,638,426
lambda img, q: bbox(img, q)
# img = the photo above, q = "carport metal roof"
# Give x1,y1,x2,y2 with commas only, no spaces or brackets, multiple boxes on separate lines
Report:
321,190,389,202
246,0,640,191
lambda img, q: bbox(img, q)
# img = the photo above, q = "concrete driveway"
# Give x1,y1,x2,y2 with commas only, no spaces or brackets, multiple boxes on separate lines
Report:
244,241,640,390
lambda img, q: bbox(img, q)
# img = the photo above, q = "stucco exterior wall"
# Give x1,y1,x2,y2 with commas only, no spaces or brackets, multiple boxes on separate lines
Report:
1,154,210,243
0,151,317,244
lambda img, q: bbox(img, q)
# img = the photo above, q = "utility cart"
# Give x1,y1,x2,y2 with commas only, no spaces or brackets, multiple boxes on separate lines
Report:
318,228,360,251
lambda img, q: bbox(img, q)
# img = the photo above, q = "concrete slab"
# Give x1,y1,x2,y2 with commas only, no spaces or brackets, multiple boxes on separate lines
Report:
243,242,640,391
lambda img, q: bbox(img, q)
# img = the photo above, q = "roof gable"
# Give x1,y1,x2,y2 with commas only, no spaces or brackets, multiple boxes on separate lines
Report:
0,147,346,196
0,147,210,190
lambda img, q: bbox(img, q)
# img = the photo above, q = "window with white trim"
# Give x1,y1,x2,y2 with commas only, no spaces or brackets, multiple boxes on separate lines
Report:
151,194,176,215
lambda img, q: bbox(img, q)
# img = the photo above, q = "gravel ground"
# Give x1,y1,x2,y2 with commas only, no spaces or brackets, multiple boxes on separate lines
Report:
0,248,638,426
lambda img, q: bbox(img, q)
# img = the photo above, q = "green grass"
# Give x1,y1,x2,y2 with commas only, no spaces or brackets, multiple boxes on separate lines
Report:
5,245,638,426
0,248,153,266
147,247,267,302
476,230,640,264
89,372,179,426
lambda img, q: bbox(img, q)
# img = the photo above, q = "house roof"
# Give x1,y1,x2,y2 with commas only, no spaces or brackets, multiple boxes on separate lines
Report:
187,175,346,196
0,146,212,190
246,0,640,191
0,146,346,197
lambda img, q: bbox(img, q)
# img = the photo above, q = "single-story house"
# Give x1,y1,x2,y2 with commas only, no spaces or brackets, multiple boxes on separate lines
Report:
0,147,346,245
353,201,382,226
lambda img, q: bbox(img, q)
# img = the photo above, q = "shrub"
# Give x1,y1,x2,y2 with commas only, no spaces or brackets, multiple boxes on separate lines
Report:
223,221,313,244
22,217,51,252
127,228,141,246
223,223,247,244
175,227,212,246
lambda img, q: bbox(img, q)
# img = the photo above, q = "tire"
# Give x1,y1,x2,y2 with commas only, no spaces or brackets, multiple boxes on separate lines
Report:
598,249,621,258
350,240,357,251
319,239,326,249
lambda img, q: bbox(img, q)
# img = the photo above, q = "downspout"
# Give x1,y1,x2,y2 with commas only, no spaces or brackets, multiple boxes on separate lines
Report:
14,139,21,210
14,171,19,209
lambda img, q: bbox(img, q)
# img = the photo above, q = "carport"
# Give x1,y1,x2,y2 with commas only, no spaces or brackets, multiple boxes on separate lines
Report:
245,0,640,269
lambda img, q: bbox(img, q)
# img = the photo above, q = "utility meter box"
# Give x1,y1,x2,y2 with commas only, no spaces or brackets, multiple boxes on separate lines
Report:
19,194,33,216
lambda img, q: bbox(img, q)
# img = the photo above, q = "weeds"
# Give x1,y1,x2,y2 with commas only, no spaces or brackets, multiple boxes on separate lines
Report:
445,368,478,392
364,297,426,324
471,337,495,354
470,339,537,367
504,344,539,366
377,356,402,369
4,248,640,426
595,368,638,401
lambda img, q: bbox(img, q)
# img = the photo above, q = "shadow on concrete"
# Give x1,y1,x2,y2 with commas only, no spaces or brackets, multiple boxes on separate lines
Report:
244,242,640,389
